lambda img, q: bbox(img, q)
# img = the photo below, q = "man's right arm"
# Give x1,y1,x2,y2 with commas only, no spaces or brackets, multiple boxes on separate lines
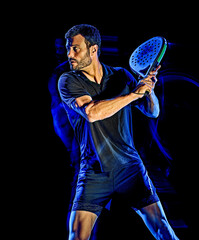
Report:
58,72,149,123
75,93,141,123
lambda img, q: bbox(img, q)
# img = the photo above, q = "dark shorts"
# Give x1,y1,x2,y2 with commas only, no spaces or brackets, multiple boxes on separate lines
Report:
72,164,159,216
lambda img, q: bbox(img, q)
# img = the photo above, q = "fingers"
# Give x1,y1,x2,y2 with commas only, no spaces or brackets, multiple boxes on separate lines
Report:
150,65,161,74
134,83,152,96
138,76,156,92
139,78,155,88
145,65,161,84
149,65,161,79
136,65,161,94
139,78,155,89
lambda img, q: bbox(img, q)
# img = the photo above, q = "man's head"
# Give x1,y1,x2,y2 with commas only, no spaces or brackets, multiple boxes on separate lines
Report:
65,24,101,70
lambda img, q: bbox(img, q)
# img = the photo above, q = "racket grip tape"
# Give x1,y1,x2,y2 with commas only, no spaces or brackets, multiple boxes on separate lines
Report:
144,90,150,96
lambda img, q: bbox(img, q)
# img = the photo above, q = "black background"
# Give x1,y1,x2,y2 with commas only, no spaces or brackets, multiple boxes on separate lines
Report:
14,4,199,240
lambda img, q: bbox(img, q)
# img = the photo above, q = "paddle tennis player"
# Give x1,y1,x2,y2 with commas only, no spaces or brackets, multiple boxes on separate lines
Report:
58,24,179,240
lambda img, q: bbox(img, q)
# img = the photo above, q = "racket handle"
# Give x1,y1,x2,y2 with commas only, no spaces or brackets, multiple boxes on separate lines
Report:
144,90,150,96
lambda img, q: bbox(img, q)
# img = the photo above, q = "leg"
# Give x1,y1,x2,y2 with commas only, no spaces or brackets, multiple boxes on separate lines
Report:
136,201,179,240
69,210,98,240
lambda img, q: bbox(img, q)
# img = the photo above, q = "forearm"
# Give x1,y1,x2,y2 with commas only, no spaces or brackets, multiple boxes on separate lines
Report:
143,91,160,118
85,93,139,122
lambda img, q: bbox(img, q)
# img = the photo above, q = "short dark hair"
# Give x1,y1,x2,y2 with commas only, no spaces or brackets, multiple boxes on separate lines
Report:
65,24,101,56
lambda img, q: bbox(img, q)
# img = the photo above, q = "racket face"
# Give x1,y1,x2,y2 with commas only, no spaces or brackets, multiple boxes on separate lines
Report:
129,37,167,77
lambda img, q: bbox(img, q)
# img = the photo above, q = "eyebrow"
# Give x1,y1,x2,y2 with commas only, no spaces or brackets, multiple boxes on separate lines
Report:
66,43,80,47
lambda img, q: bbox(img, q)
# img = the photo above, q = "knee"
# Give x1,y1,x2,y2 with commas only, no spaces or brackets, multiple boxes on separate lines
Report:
68,211,97,240
69,232,89,240
69,228,90,240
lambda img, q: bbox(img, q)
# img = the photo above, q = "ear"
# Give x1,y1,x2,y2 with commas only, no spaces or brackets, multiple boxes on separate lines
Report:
90,45,98,56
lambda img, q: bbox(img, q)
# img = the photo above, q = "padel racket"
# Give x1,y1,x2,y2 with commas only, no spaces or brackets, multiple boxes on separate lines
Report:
129,36,167,78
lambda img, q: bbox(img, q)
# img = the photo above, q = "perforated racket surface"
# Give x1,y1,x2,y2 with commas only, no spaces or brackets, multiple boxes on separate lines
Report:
129,36,167,78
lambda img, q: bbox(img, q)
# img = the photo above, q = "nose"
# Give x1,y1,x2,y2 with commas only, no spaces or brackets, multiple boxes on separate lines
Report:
67,48,74,59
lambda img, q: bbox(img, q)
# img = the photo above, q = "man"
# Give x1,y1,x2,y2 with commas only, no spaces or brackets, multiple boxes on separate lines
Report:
58,24,179,240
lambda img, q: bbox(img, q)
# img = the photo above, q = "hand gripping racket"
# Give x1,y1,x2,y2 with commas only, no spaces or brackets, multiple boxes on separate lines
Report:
129,36,167,95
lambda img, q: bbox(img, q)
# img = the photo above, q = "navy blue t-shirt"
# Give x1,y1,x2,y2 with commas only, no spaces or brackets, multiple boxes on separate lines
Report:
58,63,144,173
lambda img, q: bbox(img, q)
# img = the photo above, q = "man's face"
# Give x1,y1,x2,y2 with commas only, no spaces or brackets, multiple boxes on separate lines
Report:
66,34,92,71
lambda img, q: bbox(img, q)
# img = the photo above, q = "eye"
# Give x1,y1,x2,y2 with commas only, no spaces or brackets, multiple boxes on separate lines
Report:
73,46,80,52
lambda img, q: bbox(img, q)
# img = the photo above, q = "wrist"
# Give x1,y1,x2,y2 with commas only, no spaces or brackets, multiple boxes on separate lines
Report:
130,92,143,100
146,90,155,99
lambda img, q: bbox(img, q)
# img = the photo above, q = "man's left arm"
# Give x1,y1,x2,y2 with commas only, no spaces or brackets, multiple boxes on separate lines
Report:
136,90,160,118
133,66,161,118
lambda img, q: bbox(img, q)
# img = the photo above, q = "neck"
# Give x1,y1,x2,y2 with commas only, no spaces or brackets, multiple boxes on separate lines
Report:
81,60,103,84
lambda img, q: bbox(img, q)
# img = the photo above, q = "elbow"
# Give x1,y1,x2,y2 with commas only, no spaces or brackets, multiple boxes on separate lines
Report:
87,113,96,123
85,106,100,123
154,106,160,118
151,112,159,118
87,112,102,123
84,100,110,122
83,101,98,123
144,106,160,118
149,108,160,118
86,107,107,123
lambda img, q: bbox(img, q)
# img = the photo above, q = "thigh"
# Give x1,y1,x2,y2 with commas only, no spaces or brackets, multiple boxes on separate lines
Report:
69,210,98,240
115,166,159,210
72,171,113,216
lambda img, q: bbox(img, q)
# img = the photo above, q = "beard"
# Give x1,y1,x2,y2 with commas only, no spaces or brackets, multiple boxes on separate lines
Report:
69,50,92,71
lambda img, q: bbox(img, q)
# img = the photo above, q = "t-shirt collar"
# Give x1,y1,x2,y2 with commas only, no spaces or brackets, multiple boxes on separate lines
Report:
101,63,114,81
72,62,114,84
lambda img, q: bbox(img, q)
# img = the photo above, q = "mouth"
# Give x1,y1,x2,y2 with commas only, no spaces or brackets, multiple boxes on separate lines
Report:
69,59,77,64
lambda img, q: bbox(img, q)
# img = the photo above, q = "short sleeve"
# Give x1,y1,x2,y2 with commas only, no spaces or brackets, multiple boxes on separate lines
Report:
58,72,91,120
